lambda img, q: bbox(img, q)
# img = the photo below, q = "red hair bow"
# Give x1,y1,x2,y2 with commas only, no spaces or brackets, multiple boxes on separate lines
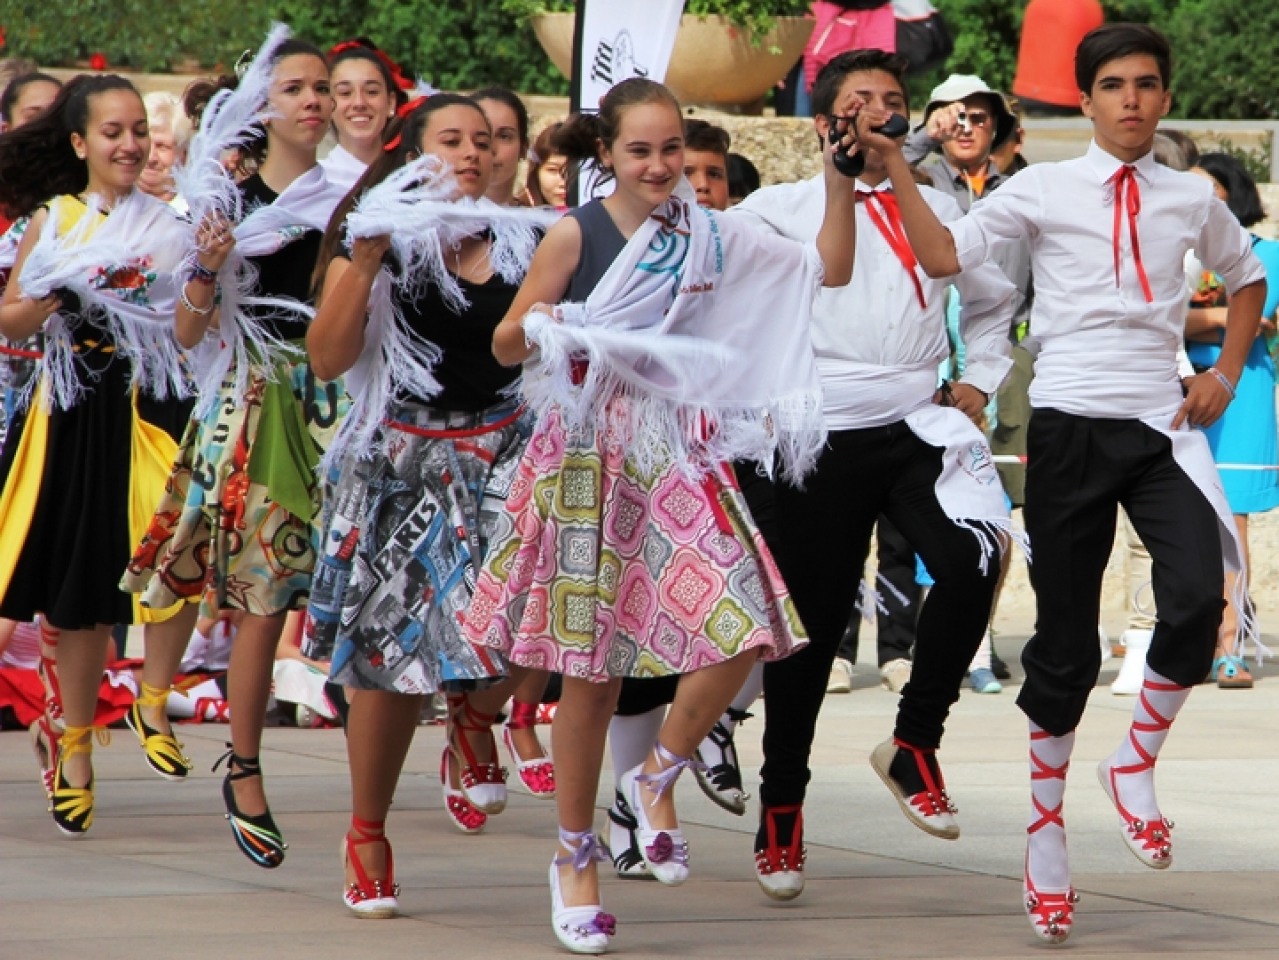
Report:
328,38,414,91
382,95,432,153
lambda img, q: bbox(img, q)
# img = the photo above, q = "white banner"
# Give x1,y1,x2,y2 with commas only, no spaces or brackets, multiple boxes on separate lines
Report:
573,0,685,112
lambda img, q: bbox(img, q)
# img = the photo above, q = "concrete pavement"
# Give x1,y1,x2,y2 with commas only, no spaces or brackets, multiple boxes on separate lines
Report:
2,628,1278,960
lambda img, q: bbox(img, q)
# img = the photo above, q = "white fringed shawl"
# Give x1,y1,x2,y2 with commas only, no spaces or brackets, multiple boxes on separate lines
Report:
520,182,827,482
175,22,347,412
325,155,558,469
16,191,192,410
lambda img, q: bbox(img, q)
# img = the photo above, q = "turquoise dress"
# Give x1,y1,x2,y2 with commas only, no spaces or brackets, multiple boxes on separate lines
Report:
1185,235,1279,515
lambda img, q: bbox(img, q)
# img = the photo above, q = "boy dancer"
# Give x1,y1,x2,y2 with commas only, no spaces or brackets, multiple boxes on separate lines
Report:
731,49,1017,900
859,24,1265,943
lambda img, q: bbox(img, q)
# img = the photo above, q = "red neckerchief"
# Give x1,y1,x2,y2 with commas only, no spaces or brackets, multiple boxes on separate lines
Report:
858,189,927,309
1108,164,1154,303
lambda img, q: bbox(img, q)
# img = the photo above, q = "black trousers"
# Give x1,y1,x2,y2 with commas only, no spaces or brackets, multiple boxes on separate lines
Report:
836,514,920,665
760,422,1000,807
1017,409,1224,735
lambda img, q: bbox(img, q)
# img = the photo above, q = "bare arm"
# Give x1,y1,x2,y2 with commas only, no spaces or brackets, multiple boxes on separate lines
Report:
857,112,961,277
0,210,60,340
306,236,390,381
814,125,858,287
1175,279,1265,428
174,214,236,349
492,216,581,366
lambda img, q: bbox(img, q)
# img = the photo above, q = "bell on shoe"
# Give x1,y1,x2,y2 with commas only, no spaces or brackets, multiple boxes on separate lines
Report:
446,696,508,814
870,738,959,839
440,745,488,834
342,817,399,919
550,828,615,955
213,746,287,868
754,803,806,901
693,707,751,817
1023,877,1079,943
1097,756,1173,869
621,743,698,886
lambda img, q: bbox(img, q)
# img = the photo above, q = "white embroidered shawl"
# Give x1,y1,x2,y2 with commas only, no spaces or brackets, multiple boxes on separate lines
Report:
325,155,558,469
520,182,826,481
16,191,192,410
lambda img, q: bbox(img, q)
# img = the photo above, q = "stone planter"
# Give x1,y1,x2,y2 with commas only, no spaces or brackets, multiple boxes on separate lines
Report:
532,12,814,110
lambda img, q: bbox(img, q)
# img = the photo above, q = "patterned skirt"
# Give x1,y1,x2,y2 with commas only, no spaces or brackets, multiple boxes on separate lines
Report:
122,357,345,617
305,400,531,693
461,406,807,682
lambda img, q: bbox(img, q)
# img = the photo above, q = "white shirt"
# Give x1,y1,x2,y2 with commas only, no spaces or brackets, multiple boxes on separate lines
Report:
949,140,1266,419
319,144,367,193
730,174,1016,430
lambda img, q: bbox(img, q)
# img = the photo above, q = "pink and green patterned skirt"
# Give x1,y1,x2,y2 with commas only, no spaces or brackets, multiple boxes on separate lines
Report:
462,407,806,682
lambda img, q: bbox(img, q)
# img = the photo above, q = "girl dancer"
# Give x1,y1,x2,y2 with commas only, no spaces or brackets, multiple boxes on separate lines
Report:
464,77,858,953
470,85,557,792
321,40,409,191
307,93,557,916
474,87,532,208
123,29,347,868
0,74,202,834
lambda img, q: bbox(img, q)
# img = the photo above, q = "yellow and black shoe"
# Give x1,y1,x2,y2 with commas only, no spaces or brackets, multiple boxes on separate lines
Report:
213,746,287,869
126,683,192,781
50,725,97,837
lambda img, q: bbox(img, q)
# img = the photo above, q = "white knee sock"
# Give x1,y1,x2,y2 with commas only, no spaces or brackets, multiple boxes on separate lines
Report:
1104,666,1191,821
1027,722,1074,892
609,706,665,787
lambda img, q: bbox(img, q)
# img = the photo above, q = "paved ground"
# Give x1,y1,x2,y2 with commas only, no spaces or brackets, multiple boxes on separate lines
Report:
2,623,1277,960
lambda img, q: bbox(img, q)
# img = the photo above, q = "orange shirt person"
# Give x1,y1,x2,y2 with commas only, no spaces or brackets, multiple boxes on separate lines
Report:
1012,0,1104,115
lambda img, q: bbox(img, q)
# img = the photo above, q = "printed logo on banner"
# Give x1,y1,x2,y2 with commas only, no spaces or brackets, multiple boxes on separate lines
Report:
590,30,650,86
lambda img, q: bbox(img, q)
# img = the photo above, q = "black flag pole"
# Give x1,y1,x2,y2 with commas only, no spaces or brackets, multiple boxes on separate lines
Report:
569,0,587,113
567,0,589,205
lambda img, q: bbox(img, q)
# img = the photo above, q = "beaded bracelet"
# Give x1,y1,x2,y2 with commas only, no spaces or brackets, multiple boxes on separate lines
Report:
187,260,218,285
1208,366,1237,399
180,281,215,317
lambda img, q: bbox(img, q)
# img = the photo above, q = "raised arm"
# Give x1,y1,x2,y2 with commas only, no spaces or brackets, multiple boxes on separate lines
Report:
0,209,60,340
814,125,858,287
306,235,390,381
857,111,961,277
174,213,235,349
491,215,581,366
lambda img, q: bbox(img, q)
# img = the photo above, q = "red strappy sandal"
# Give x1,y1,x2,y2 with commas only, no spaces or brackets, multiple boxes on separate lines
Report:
342,816,399,919
503,699,555,798
1024,729,1078,943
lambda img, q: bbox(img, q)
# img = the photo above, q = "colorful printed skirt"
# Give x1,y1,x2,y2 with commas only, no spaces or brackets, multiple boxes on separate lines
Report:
122,357,345,618
305,399,531,693
461,406,807,682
